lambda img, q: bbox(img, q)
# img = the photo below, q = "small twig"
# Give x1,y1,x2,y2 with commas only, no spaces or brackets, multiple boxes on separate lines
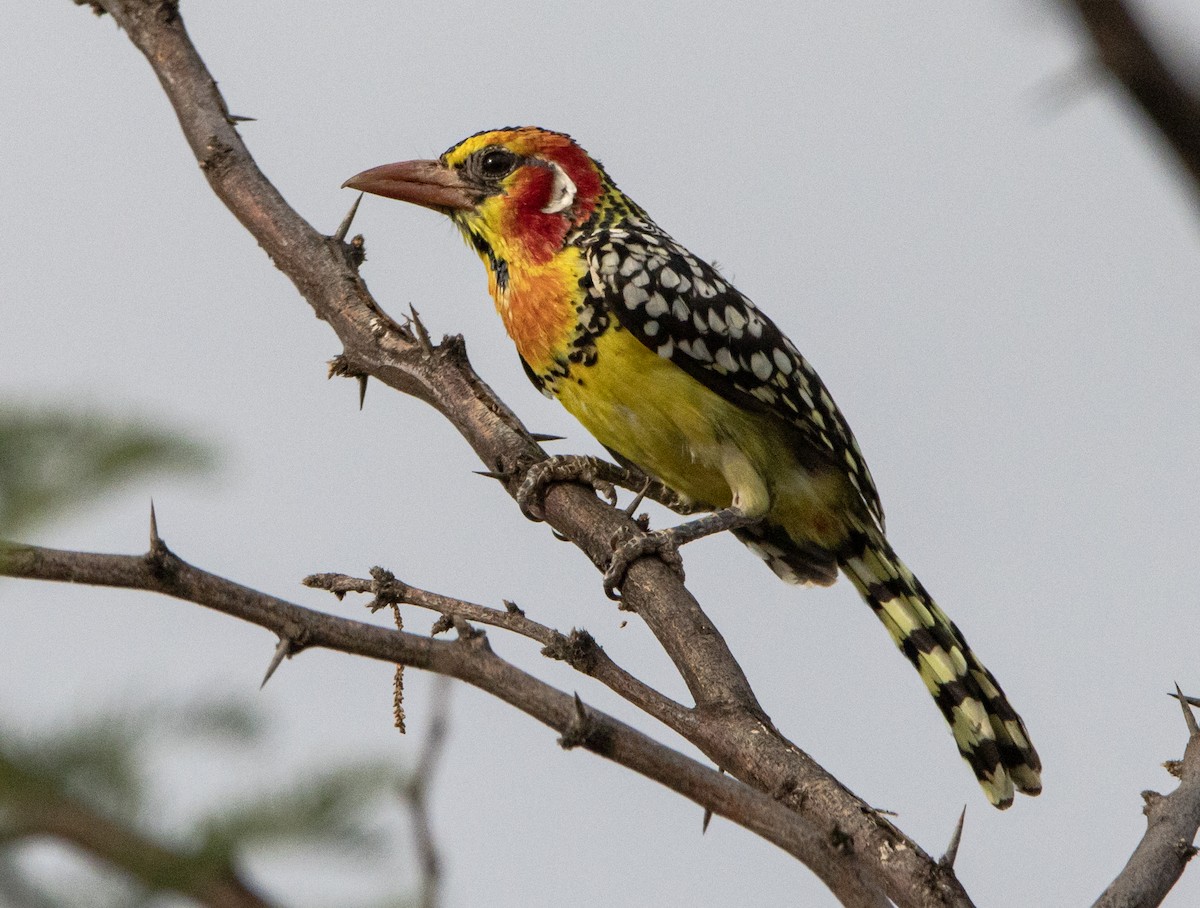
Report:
304,569,692,731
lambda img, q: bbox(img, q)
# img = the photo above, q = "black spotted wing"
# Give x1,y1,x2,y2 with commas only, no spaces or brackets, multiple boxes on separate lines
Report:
581,226,885,529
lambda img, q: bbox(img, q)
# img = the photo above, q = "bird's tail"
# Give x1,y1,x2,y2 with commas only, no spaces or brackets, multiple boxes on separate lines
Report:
837,526,1042,808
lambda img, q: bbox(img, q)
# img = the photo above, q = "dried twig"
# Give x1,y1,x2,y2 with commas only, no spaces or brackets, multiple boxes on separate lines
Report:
1093,689,1200,907
304,569,692,730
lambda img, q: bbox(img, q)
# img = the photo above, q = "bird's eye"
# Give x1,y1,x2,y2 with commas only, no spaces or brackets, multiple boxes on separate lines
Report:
479,148,518,179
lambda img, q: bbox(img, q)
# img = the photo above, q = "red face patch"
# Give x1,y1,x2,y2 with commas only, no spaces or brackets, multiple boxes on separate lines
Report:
496,131,603,263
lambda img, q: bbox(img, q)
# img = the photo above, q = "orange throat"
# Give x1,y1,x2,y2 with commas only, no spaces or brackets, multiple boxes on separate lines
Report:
487,249,586,373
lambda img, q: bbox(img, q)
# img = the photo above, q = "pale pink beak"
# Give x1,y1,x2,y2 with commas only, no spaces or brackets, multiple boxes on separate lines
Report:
342,159,475,213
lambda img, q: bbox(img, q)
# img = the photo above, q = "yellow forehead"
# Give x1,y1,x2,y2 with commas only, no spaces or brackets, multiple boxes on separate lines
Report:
440,127,562,168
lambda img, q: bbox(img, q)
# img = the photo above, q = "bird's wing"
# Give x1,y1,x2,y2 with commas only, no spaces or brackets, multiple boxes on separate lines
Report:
582,227,885,529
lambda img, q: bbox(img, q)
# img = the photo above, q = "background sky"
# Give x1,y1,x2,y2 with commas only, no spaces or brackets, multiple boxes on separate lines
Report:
5,1,1200,905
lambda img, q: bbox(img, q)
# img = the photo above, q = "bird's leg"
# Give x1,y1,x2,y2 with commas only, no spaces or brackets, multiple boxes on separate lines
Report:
603,507,760,600
516,455,638,521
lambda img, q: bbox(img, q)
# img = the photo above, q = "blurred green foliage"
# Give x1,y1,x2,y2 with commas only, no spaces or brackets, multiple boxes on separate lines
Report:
0,408,420,907
0,406,214,537
0,699,415,908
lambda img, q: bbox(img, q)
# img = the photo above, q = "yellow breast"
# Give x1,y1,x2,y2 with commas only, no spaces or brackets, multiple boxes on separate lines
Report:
553,326,852,550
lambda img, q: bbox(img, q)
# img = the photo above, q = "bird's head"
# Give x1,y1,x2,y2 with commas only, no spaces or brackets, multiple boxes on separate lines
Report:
344,127,613,266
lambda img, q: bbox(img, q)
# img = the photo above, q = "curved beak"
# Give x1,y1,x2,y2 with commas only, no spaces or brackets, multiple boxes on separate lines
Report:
342,159,475,213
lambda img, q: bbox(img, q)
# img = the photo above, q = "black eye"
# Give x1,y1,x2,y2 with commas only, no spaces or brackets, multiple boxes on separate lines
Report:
478,148,518,179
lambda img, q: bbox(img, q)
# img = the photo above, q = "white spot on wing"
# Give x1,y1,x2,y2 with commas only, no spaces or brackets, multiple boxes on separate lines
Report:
623,284,649,308
645,292,669,318
750,351,772,381
725,306,747,337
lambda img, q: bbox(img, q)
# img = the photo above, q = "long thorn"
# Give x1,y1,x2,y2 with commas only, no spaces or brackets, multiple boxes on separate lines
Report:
1173,691,1200,709
703,766,727,834
261,635,292,689
529,432,565,443
939,806,967,868
473,469,511,481
148,500,160,547
622,478,652,517
1174,683,1200,737
333,193,363,243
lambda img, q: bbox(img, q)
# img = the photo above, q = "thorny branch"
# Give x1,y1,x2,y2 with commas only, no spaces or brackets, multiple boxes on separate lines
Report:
0,537,853,901
12,0,1194,905
1063,2,1200,899
1092,691,1200,908
46,2,951,906
303,568,693,730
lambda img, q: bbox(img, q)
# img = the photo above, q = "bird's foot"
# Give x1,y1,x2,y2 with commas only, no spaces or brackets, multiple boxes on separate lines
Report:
602,506,759,600
516,455,621,522
604,526,685,600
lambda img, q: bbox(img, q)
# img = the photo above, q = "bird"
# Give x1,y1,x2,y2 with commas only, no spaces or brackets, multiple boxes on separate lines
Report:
344,126,1041,808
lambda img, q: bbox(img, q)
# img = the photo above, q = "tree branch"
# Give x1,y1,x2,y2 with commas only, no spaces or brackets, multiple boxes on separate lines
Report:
1093,691,1200,907
46,1,982,904
1063,0,1200,206
0,536,891,907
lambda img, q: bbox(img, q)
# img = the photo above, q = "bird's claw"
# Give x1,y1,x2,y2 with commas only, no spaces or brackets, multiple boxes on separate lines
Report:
603,526,686,600
516,455,618,522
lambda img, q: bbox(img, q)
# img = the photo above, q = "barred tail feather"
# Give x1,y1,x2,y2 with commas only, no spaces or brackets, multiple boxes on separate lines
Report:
733,522,839,587
838,528,1042,808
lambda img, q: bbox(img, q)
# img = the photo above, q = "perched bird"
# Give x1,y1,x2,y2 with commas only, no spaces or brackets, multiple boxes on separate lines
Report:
345,127,1041,808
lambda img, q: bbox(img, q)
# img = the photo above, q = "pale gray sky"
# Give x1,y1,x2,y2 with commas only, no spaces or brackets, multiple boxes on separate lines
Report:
5,1,1200,905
